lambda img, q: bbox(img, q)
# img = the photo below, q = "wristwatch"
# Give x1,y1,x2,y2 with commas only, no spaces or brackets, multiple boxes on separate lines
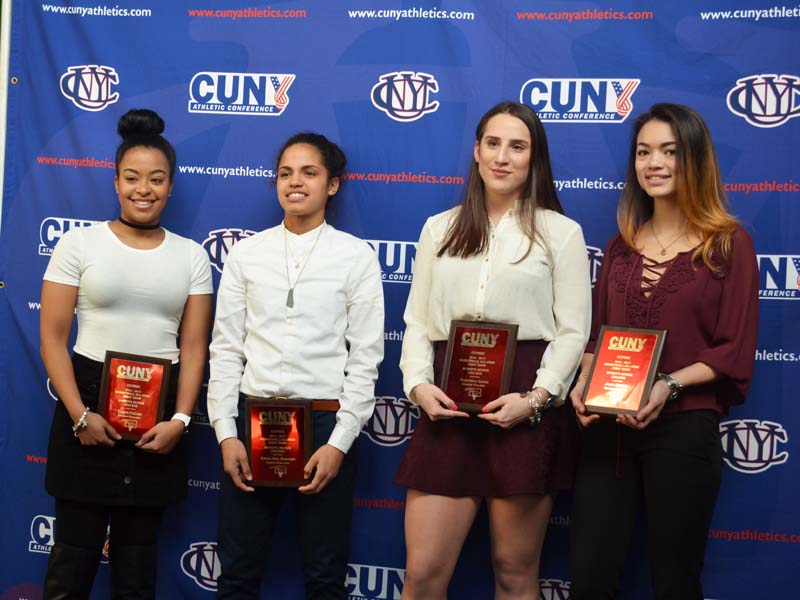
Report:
657,372,683,401
171,412,192,434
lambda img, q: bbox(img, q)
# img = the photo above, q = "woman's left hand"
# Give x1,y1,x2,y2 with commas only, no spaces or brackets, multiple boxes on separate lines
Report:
617,380,670,430
135,420,185,454
477,392,532,429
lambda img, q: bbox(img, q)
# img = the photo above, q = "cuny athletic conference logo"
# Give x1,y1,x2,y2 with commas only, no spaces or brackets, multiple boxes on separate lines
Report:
520,78,640,123
347,563,405,600
727,74,800,128
39,217,101,256
202,228,257,273
181,541,221,591
365,240,416,284
540,579,571,600
719,419,789,474
586,245,604,287
60,65,120,111
371,72,440,122
189,72,295,115
30,515,110,562
757,254,800,300
365,396,421,447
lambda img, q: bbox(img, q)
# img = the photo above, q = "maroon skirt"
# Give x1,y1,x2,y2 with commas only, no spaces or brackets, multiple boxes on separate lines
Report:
395,340,577,497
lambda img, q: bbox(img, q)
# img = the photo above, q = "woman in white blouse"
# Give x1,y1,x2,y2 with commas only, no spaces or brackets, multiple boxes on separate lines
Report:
396,102,591,599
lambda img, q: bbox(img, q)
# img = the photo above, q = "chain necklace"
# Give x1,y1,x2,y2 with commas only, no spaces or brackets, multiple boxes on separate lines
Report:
650,221,685,256
283,222,325,308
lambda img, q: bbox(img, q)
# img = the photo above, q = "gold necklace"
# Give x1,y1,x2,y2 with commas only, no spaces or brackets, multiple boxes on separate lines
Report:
283,223,325,308
650,221,685,256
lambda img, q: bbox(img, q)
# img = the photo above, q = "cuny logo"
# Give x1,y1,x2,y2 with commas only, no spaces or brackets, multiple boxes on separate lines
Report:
202,228,257,273
757,254,800,300
30,515,110,562
347,563,405,600
519,78,640,123
586,245,604,287
540,579,571,600
719,419,789,474
39,217,101,256
364,396,421,447
181,541,221,591
365,240,416,284
60,65,120,112
371,72,440,122
189,72,295,115
727,74,800,128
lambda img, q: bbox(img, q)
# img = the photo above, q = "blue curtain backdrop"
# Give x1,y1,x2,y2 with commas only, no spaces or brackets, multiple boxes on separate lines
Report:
1,1,798,598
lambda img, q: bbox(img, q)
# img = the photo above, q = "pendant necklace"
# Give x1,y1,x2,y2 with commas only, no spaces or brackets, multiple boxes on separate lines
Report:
283,222,325,308
650,221,685,256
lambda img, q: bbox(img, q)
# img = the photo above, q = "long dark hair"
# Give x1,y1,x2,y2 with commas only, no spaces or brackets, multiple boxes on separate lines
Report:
617,103,738,272
438,101,563,259
115,109,176,179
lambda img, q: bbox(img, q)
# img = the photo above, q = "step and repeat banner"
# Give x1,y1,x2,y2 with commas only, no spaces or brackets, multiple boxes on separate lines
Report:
1,1,798,598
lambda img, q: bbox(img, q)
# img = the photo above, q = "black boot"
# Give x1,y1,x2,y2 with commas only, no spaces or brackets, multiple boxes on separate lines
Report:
43,542,101,600
109,544,157,600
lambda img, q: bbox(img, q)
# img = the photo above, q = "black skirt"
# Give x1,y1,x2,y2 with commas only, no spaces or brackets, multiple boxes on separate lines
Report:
45,353,186,507
395,340,578,497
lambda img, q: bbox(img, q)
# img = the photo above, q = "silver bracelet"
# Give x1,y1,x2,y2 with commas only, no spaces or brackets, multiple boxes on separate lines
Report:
72,407,90,437
526,389,550,428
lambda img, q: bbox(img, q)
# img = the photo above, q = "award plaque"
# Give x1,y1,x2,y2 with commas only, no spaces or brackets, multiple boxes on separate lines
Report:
583,326,667,415
97,351,172,441
244,397,312,487
440,320,519,413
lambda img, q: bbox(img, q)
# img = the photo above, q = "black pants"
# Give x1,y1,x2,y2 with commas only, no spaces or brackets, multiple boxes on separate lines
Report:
570,410,722,600
216,410,357,600
54,498,164,549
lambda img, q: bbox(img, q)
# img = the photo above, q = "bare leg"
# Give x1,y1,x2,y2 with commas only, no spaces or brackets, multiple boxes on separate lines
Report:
487,494,553,600
401,489,482,600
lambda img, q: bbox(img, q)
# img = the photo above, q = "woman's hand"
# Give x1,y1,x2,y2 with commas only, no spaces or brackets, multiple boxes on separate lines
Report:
136,420,185,454
478,392,535,429
617,379,670,429
570,378,600,429
411,383,470,421
76,412,122,447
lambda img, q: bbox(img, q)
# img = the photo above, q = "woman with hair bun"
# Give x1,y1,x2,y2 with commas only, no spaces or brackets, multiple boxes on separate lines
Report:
207,132,384,599
40,109,213,599
569,103,759,599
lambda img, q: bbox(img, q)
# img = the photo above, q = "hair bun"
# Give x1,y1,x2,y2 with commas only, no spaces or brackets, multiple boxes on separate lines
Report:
117,109,165,139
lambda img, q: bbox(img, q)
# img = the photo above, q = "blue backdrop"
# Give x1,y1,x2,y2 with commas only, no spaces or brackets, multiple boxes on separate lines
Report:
1,1,798,598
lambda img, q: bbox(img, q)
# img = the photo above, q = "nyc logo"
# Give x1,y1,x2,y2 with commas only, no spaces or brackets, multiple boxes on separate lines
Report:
181,541,221,591
719,419,789,474
371,72,440,122
727,74,800,128
364,396,421,447
202,228,257,273
60,65,120,112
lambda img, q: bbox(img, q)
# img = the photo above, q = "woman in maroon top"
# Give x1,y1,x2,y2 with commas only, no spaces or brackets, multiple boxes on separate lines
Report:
569,103,759,600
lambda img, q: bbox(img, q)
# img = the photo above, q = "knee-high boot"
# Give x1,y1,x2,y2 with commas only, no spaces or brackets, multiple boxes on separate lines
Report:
43,542,101,600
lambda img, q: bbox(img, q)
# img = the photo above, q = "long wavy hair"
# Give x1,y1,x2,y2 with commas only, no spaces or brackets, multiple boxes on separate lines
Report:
438,101,563,260
618,103,738,271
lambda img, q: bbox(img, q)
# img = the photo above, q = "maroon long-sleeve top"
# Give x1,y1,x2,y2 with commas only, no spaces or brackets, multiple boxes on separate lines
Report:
586,227,759,415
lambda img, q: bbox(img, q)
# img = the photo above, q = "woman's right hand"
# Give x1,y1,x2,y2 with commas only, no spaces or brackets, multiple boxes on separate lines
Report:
570,378,600,429
76,412,122,447
411,383,470,421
